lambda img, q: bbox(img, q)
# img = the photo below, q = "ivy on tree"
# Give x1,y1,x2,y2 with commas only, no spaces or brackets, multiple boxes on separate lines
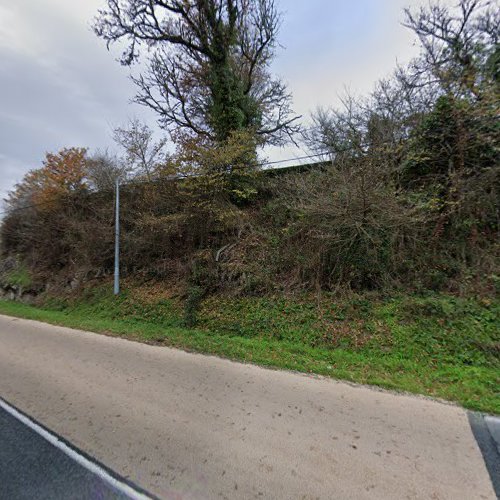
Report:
93,0,300,146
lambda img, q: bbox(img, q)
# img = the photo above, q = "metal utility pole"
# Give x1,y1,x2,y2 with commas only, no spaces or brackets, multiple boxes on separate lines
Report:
114,177,120,295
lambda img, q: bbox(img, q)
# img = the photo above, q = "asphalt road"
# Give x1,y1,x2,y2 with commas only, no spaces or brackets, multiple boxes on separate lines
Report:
0,314,497,499
0,402,142,499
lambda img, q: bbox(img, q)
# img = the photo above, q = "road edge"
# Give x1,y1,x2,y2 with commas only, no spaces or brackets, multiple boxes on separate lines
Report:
468,412,500,498
0,312,475,413
0,396,158,500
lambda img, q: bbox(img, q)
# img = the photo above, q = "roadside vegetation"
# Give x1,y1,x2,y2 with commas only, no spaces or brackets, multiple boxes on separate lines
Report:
1,1,499,413
1,285,498,414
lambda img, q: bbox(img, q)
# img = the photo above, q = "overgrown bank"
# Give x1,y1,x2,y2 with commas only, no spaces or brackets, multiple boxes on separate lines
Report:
2,1,499,300
0,0,498,414
1,283,498,414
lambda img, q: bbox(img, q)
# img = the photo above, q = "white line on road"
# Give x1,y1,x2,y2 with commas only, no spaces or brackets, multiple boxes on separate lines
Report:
0,397,151,500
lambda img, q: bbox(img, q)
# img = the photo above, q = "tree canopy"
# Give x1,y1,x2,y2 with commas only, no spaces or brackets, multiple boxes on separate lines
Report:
93,0,300,146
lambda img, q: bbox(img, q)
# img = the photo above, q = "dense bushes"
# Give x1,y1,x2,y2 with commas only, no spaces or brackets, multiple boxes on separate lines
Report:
1,0,498,298
2,154,496,297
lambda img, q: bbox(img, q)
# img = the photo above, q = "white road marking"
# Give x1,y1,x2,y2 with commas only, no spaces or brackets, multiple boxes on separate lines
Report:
0,397,151,500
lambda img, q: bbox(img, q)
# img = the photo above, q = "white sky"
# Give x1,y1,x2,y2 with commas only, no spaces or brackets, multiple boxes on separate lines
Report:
0,0,456,204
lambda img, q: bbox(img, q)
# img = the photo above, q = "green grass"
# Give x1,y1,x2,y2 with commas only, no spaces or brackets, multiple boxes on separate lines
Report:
3,266,32,288
0,289,498,414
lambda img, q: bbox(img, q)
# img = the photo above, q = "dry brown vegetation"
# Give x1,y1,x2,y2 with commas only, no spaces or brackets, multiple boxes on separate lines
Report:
1,0,498,303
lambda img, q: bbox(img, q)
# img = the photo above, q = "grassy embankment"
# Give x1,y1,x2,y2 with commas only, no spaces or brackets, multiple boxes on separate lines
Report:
0,286,498,414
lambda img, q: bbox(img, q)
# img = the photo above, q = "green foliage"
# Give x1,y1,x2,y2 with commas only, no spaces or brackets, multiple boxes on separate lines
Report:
183,286,205,327
402,94,498,186
208,60,262,142
394,295,500,367
169,128,261,206
0,258,33,289
4,267,32,288
198,293,500,369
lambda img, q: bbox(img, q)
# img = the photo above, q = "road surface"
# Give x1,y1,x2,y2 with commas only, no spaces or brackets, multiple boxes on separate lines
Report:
0,314,497,499
0,402,142,499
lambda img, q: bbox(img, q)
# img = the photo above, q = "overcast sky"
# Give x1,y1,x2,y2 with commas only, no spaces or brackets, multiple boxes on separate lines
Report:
0,0,455,204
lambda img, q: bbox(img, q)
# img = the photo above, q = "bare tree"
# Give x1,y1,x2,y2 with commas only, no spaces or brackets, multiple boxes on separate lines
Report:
85,149,129,191
403,0,499,98
113,118,168,180
93,0,300,146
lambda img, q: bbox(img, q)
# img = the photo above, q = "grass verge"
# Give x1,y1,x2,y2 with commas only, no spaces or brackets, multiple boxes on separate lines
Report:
0,290,498,414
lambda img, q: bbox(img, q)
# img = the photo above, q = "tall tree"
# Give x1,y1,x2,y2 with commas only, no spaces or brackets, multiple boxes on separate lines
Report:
93,0,299,146
402,0,499,99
